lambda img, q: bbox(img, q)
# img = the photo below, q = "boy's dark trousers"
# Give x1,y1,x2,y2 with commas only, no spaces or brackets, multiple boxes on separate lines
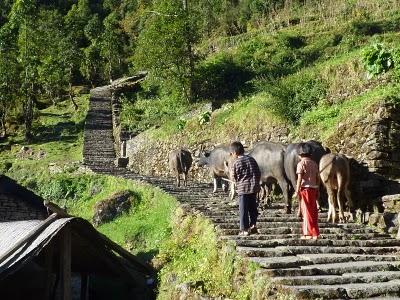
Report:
239,193,258,231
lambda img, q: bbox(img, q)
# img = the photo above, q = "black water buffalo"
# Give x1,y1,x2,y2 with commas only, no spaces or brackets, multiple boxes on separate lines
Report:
169,149,193,187
223,141,290,208
284,140,329,213
198,145,231,193
248,141,290,208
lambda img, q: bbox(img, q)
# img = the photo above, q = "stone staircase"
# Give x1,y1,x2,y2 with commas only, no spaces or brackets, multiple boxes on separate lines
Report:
83,87,116,168
83,90,400,299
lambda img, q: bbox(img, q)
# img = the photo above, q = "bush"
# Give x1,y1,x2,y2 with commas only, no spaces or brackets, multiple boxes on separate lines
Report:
37,174,103,202
267,72,327,124
194,53,253,102
362,43,394,78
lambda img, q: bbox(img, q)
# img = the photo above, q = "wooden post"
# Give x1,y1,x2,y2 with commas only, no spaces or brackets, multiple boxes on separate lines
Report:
80,273,89,300
60,227,71,300
44,242,54,300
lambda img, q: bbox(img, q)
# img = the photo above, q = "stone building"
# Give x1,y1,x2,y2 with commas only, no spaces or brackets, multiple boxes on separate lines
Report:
0,175,154,300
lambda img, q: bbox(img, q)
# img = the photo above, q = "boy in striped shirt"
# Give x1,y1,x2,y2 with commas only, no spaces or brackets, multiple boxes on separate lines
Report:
230,141,261,236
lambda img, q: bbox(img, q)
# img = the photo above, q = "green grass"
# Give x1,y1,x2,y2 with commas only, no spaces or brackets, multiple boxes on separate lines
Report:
295,83,400,140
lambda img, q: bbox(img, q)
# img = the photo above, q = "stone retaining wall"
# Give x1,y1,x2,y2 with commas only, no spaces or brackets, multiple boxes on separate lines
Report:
326,101,400,178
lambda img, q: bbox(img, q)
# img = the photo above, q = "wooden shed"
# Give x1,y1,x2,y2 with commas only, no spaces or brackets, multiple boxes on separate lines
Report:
0,176,155,300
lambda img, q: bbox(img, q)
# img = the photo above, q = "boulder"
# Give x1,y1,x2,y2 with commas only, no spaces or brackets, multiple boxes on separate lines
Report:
93,190,135,226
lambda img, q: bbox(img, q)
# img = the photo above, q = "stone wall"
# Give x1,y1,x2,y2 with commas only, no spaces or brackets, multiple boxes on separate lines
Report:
0,194,46,221
125,125,289,182
326,101,400,178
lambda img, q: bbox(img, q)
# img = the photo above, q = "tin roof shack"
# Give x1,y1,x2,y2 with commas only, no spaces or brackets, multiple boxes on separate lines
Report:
0,176,155,300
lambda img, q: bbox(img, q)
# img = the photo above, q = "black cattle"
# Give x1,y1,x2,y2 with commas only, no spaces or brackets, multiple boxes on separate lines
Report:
249,141,290,210
169,149,193,187
198,145,231,193
284,140,329,213
223,141,290,209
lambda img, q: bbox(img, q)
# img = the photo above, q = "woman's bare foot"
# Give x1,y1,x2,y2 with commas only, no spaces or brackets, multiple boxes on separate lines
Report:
300,235,312,240
312,236,319,240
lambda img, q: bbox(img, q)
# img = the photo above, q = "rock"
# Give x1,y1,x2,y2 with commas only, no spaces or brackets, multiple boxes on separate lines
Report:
17,146,33,158
92,190,135,226
48,163,63,174
36,149,46,159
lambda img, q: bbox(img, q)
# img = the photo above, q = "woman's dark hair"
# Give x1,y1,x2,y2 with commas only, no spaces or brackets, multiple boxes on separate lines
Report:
298,142,313,157
230,141,244,155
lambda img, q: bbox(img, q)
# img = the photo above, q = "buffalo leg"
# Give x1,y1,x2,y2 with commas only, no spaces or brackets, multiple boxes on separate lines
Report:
183,172,187,187
337,174,347,223
344,185,353,210
327,189,336,223
277,177,291,214
229,182,235,200
213,177,218,193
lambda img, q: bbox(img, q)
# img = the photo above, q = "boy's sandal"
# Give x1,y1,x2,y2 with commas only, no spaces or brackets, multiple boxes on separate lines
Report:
249,225,259,234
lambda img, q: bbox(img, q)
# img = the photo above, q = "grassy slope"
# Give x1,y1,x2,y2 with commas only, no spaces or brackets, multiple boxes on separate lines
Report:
123,10,400,147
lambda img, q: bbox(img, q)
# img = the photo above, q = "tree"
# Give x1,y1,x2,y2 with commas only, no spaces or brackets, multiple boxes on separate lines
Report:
9,0,40,140
37,9,69,105
81,14,103,86
0,25,19,137
133,0,200,102
100,11,126,82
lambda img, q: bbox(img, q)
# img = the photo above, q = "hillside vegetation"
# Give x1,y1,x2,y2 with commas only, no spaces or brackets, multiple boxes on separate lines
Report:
118,1,400,146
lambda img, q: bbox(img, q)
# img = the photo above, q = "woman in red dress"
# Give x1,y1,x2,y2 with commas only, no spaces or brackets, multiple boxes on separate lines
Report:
294,143,320,240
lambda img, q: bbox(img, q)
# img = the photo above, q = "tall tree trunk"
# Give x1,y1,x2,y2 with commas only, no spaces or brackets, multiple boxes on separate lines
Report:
68,67,78,110
24,86,34,140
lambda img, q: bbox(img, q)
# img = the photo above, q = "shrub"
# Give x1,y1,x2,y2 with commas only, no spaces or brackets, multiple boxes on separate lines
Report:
194,53,252,102
267,72,327,124
362,43,394,78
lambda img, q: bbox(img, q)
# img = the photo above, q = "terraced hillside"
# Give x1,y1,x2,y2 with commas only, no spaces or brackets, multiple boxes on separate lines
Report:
83,89,400,299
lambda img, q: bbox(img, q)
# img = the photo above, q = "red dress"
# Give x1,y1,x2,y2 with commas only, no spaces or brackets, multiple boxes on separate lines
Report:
297,158,320,237
300,187,320,237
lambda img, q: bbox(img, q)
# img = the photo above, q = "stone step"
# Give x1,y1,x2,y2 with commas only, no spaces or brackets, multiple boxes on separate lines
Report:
222,233,391,241
286,279,400,299
251,254,400,269
220,227,376,236
263,261,400,277
233,238,400,248
272,270,400,286
237,246,400,257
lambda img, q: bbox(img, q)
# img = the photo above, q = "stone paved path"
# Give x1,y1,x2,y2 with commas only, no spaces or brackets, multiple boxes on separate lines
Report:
83,89,400,299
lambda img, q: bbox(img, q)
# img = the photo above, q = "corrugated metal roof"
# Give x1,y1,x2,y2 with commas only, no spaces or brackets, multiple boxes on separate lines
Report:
0,218,74,276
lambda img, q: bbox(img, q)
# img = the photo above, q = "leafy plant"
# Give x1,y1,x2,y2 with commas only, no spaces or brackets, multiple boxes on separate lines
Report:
199,111,211,125
362,43,394,79
177,118,187,130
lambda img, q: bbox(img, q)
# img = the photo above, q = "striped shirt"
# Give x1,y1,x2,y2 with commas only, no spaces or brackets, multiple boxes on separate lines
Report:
233,155,261,195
